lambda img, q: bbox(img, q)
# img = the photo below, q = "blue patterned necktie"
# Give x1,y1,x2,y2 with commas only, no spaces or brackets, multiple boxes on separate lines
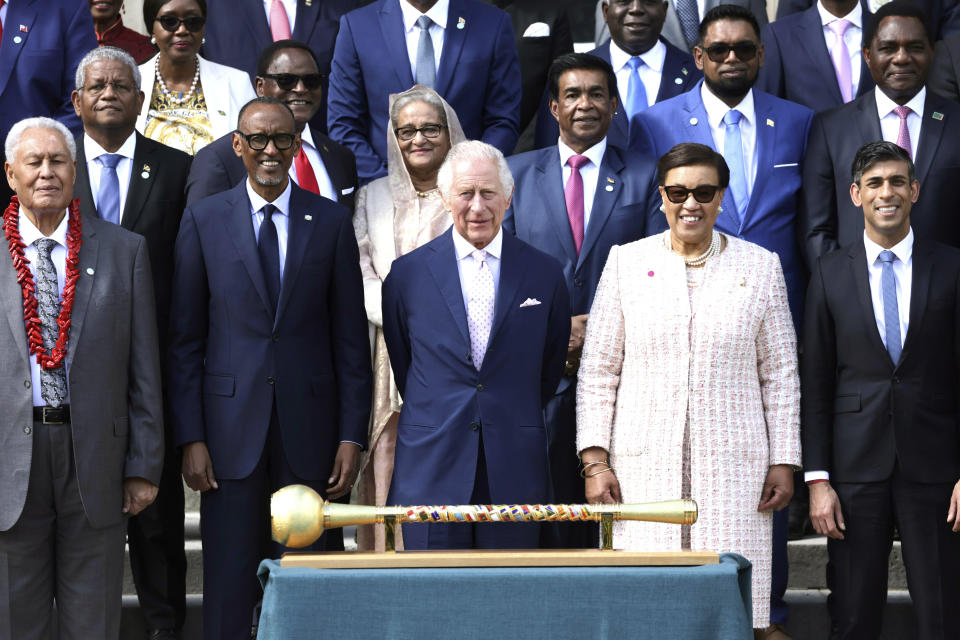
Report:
675,0,701,50
34,238,67,407
415,15,436,88
722,109,749,222
879,250,902,364
258,204,281,316
625,57,648,135
97,153,122,225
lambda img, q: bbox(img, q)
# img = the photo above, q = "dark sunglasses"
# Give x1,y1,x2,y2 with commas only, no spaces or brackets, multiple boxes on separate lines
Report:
261,73,326,91
234,131,296,151
702,42,759,62
155,15,206,32
664,185,721,204
394,124,446,141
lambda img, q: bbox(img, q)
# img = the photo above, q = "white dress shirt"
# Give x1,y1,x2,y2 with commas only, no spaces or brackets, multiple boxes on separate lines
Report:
0,3,7,28
453,226,502,313
400,0,448,78
262,0,297,33
818,0,863,97
83,132,136,220
558,137,607,231
701,84,758,190
805,228,914,483
247,178,291,277
876,86,925,161
290,126,337,202
19,208,70,406
609,39,665,109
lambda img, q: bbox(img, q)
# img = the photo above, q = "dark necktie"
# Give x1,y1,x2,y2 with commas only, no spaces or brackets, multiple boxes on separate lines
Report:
675,0,701,50
34,238,68,407
258,204,281,315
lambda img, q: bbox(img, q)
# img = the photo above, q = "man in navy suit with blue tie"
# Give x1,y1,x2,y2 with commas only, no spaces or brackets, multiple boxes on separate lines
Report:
382,140,570,550
168,97,371,639
328,0,521,182
537,0,701,150
505,53,660,549
758,0,874,112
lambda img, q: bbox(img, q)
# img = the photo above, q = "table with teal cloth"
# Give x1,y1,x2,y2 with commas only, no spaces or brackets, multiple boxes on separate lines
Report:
256,553,753,639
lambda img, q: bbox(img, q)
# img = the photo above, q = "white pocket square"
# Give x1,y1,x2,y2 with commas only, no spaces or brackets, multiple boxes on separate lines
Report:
341,186,355,195
522,22,550,37
520,298,542,308
773,163,798,168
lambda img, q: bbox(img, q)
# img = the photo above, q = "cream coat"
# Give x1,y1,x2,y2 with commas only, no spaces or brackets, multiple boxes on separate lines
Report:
577,232,801,628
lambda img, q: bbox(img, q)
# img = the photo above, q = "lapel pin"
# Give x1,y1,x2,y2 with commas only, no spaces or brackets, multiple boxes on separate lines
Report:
322,144,329,152
682,67,689,75
648,270,655,277
217,109,226,116
19,25,27,32
605,185,614,191
607,177,615,183
141,163,151,179
304,214,313,221
689,117,698,125
306,0,312,5
766,118,775,127
674,77,683,85
86,267,95,275
13,36,21,44
457,16,466,29
933,111,944,120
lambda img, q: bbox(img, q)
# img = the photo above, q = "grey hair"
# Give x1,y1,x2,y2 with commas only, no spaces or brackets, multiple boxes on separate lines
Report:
390,87,448,128
5,117,76,163
437,140,514,200
75,46,142,91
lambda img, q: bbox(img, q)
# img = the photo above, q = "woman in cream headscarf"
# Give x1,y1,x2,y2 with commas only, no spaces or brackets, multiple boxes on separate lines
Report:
353,85,466,551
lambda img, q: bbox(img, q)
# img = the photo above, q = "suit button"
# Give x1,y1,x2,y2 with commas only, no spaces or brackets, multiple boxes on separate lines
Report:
574,278,583,287
893,377,900,384
267,376,275,385
23,380,30,388
272,334,279,343
23,426,31,435
476,383,484,392
470,422,479,431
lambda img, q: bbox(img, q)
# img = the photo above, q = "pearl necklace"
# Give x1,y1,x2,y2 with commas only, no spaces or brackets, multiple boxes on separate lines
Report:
416,187,439,198
155,56,200,106
665,230,722,267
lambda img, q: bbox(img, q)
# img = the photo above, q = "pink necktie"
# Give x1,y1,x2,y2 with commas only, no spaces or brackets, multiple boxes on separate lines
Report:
893,105,912,159
270,0,292,41
565,154,589,255
828,19,853,103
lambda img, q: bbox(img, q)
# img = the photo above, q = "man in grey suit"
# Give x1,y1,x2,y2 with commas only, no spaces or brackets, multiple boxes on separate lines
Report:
0,117,163,639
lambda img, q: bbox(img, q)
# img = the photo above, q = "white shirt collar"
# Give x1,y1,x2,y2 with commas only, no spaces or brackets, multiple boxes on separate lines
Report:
817,0,862,28
558,137,607,171
864,226,914,265
299,125,315,152
608,38,666,74
701,84,756,130
453,225,503,260
246,178,292,217
19,207,69,246
875,85,925,120
400,0,449,31
83,131,137,164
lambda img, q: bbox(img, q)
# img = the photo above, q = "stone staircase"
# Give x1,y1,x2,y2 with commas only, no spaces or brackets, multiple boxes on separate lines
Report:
117,490,918,639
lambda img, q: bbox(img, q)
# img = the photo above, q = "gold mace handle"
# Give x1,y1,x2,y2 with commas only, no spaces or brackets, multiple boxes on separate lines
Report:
271,484,697,549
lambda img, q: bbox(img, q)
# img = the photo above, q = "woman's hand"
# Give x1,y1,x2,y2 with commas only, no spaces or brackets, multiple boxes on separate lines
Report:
757,464,794,512
581,446,622,504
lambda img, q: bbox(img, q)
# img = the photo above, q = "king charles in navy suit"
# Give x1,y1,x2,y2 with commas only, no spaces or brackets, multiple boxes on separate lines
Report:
383,141,570,550
506,53,660,548
328,0,521,183
168,98,371,639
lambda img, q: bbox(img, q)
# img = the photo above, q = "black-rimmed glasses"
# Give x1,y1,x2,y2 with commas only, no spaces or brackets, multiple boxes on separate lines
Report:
234,131,296,151
663,185,721,204
261,73,326,90
702,42,759,62
155,15,206,32
395,124,446,141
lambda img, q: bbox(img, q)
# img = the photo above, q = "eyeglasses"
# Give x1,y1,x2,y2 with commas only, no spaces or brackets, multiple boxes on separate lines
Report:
80,81,135,96
702,42,759,62
261,73,326,91
155,15,206,32
394,124,446,141
663,185,721,204
234,131,296,151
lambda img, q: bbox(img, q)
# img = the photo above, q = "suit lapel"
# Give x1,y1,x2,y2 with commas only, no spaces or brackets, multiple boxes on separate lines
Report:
795,8,844,104
427,229,470,346
312,129,350,200
657,43,692,102
579,146,623,268
121,134,159,231
435,0,467,96
487,232,523,349
534,148,577,264
293,0,319,42
67,219,99,371
848,242,893,366
914,95,946,182
742,93,775,232
0,0,37,97
855,91,883,145
900,236,931,366
275,186,313,326
73,138,98,221
0,242,29,370
223,183,273,314
379,0,415,89
237,1,273,53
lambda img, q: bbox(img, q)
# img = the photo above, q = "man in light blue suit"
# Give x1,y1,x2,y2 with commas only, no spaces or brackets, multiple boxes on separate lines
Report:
634,7,812,635
328,0,521,183
383,141,570,550
505,53,660,549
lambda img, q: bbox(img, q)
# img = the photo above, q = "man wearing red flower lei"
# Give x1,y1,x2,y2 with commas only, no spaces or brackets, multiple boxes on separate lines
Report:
0,117,164,639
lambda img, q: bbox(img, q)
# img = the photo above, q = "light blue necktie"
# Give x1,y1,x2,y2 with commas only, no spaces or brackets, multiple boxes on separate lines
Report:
415,15,436,89
879,250,902,364
97,153,122,225
722,110,748,222
625,57,648,132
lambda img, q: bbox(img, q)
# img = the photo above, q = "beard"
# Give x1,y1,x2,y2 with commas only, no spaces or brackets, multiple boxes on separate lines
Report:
703,72,755,103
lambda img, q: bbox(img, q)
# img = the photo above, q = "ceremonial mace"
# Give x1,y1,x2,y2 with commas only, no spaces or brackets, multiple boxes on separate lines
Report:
271,484,698,551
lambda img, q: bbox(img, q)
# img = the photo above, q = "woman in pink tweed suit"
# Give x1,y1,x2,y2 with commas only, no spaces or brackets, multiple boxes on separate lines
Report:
576,144,801,635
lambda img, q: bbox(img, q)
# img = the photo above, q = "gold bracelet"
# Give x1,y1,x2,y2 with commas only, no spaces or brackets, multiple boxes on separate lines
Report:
586,467,614,478
579,460,610,478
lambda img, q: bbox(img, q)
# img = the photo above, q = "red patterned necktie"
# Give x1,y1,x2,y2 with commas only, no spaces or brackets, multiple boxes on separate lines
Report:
294,148,320,195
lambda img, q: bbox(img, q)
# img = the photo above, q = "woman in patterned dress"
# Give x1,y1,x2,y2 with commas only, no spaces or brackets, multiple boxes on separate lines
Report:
576,143,801,637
